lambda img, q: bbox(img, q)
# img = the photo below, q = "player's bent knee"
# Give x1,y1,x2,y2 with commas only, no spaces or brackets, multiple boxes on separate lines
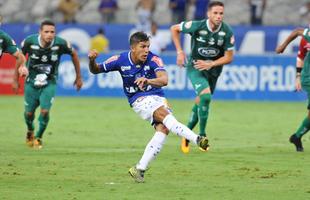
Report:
153,106,170,123
40,110,49,116
155,123,169,135
199,93,211,104
26,112,34,118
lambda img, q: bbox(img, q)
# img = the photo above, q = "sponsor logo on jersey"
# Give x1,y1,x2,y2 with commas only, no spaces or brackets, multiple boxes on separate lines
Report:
199,30,208,36
198,47,220,57
105,55,119,64
184,21,192,29
196,37,206,43
51,46,59,51
30,53,40,59
151,56,164,67
51,54,58,61
30,45,40,50
218,31,226,36
208,38,215,45
41,55,48,62
121,66,131,71
144,65,150,71
217,39,224,46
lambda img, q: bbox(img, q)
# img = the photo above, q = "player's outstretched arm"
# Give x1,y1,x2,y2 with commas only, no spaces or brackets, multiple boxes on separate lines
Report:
88,50,101,74
71,50,83,91
276,28,304,54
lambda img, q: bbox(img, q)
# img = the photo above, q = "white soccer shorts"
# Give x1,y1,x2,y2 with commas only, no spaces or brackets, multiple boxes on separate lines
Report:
132,95,171,123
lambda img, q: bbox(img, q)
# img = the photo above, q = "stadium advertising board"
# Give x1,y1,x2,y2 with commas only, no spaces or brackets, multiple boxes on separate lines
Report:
0,24,306,100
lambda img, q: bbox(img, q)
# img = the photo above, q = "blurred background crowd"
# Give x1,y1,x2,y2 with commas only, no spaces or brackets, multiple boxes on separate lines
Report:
0,0,309,27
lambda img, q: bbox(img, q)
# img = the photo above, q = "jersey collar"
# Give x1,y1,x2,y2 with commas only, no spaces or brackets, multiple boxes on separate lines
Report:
128,51,134,65
206,19,222,33
38,34,54,48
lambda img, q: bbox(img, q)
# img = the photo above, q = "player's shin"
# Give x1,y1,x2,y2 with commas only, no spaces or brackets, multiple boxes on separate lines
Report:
24,112,34,131
187,104,198,130
35,113,50,138
136,131,167,170
163,114,198,144
198,93,211,136
295,116,310,138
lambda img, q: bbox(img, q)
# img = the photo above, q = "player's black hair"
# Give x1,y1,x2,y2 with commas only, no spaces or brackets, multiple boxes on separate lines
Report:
129,32,150,46
208,1,224,10
40,20,55,29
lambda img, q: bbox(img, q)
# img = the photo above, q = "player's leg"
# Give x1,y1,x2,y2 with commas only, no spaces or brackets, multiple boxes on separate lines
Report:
34,84,56,149
131,95,209,150
181,97,199,153
153,106,209,150
289,84,310,152
24,84,40,147
129,123,169,183
188,68,212,137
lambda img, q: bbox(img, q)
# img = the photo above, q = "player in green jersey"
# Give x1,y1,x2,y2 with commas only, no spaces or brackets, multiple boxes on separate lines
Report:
21,20,83,149
276,28,310,152
0,15,28,92
170,1,234,153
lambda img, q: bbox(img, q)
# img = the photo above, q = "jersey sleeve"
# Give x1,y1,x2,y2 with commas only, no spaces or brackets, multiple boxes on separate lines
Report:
223,25,235,51
60,38,74,55
297,37,308,60
150,55,166,72
21,38,30,55
180,20,201,34
302,28,310,43
3,33,18,55
98,55,120,73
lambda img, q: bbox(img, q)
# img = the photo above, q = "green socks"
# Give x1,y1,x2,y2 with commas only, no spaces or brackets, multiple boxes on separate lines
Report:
295,116,310,138
24,112,34,131
198,93,211,137
35,113,50,139
187,104,198,130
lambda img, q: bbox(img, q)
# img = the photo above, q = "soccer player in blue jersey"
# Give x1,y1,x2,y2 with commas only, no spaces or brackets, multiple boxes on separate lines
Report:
88,31,209,183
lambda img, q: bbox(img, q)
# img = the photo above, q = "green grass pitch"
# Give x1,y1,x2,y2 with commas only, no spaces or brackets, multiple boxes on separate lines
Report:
0,96,310,200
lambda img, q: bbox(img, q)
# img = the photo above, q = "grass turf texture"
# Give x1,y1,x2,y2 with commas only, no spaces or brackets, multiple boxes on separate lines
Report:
0,96,310,200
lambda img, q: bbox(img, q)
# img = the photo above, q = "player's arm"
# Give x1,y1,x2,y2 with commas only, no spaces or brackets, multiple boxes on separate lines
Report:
276,28,304,54
88,50,101,74
71,49,83,91
170,23,187,67
12,51,27,93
